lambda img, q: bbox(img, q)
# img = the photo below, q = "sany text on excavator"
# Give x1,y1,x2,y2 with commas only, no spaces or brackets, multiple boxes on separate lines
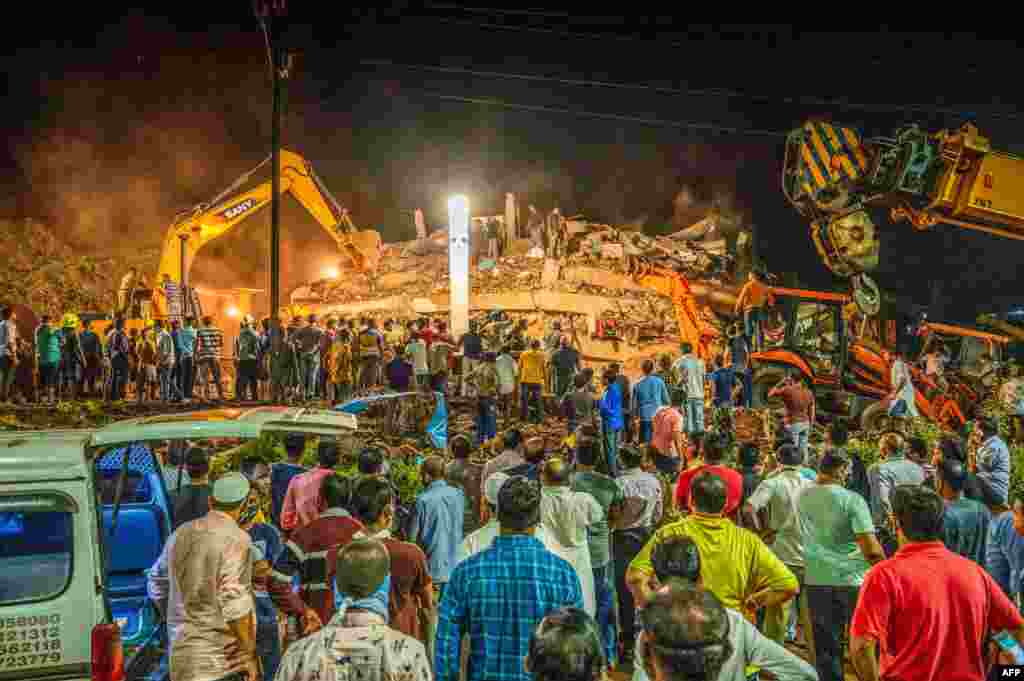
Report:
151,149,382,318
784,121,1024,277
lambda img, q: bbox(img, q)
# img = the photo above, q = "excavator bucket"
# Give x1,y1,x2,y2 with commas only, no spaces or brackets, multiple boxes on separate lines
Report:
809,209,879,277
343,230,383,273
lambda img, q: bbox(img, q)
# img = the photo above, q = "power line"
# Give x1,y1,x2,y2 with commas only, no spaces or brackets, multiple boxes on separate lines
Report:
363,58,1023,121
421,91,788,137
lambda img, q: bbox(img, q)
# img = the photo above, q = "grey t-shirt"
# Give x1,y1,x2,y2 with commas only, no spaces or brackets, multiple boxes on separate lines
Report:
867,454,925,526
633,607,816,681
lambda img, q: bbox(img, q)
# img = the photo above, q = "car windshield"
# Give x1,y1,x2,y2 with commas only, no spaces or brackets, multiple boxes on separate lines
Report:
0,495,74,605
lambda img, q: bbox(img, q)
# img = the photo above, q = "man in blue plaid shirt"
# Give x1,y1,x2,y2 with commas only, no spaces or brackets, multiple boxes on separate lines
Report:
435,476,584,681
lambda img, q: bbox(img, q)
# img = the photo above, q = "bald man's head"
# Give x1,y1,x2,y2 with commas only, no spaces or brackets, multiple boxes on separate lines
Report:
422,456,446,482
335,539,389,598
542,457,571,486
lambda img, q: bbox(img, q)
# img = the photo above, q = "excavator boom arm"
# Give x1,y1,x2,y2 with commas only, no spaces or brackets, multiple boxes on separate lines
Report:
629,260,715,359
156,150,381,302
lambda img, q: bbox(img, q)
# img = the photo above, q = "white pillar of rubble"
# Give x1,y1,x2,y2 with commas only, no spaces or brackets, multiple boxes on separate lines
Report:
448,195,470,336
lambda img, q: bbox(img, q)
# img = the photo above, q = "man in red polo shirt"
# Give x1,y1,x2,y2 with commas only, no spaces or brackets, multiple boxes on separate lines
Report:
674,433,743,518
850,484,1024,681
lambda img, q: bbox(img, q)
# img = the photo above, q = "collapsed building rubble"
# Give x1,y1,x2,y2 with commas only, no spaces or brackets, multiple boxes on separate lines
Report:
296,201,755,373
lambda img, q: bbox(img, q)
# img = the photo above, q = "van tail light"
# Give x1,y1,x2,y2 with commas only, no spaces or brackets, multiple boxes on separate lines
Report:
91,623,125,681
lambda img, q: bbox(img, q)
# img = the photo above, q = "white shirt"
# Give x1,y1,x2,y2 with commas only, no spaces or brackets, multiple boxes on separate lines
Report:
495,353,518,390
146,511,255,681
746,467,814,568
539,486,603,616
890,358,919,417
616,468,663,530
0,319,16,357
457,520,557,565
673,354,705,398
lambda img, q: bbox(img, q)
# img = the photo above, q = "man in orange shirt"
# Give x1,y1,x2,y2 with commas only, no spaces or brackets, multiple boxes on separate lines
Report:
734,269,774,352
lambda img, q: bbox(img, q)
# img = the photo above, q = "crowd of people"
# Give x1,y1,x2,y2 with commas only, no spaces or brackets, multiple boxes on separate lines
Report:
139,315,1024,681
10,286,1024,681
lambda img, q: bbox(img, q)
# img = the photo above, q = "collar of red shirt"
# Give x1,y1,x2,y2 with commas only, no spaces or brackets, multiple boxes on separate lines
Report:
892,540,946,558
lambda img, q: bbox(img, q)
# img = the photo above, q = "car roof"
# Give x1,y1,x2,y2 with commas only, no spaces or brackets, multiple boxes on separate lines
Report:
89,406,357,447
0,430,95,483
0,407,358,481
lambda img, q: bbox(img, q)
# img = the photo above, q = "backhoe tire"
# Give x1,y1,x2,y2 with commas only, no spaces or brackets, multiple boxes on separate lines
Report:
859,401,889,432
751,368,787,410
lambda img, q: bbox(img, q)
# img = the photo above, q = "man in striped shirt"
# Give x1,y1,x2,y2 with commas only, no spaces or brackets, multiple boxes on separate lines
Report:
195,315,224,400
435,476,583,681
270,473,363,635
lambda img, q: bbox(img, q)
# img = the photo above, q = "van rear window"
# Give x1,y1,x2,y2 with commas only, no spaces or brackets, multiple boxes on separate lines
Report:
0,496,74,605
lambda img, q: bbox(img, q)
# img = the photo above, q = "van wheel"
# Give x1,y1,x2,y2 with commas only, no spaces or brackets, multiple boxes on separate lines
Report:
752,368,786,410
859,401,889,431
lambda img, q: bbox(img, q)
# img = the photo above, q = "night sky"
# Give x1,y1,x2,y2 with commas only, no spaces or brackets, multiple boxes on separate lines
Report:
4,16,1023,322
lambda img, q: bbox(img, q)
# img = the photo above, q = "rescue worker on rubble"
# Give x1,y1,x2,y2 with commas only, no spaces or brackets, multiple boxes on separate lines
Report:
734,268,775,353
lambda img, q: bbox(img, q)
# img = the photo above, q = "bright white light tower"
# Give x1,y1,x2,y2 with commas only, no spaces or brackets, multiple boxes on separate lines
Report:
448,195,470,336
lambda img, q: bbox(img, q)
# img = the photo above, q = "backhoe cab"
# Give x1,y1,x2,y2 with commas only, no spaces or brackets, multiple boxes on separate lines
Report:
749,287,980,432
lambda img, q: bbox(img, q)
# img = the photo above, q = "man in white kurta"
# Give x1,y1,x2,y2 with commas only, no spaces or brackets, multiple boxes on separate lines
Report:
538,458,603,616
458,472,560,563
147,473,257,681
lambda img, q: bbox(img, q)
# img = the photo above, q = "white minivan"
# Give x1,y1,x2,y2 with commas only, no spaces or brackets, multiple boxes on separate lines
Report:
0,407,356,681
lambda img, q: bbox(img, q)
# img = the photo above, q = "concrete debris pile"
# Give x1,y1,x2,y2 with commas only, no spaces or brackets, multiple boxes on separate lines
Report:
298,216,753,371
0,218,158,319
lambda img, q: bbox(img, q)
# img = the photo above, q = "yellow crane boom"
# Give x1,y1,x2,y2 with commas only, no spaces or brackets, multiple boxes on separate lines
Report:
153,149,381,316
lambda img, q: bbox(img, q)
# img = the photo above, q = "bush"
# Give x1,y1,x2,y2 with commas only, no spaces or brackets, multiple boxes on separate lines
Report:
208,431,426,511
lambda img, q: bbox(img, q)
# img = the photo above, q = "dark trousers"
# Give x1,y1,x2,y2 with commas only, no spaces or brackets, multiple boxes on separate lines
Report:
603,423,621,478
592,564,618,665
110,356,130,401
237,359,258,400
476,396,497,445
254,596,281,681
638,419,653,444
179,356,195,399
554,370,574,397
737,367,753,408
613,527,651,655
520,383,543,422
653,452,681,478
806,585,859,681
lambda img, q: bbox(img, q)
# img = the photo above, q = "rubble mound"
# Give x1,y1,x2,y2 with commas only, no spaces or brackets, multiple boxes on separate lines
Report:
0,218,157,318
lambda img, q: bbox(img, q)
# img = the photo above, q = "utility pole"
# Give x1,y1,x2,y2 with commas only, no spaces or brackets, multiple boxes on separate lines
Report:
255,0,288,326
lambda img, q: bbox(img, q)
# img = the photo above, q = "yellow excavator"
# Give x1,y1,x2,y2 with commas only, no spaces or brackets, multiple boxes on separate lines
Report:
784,121,1024,277
150,149,382,318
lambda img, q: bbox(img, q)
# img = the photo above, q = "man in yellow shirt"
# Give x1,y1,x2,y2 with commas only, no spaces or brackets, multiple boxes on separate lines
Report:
626,470,797,623
519,339,547,424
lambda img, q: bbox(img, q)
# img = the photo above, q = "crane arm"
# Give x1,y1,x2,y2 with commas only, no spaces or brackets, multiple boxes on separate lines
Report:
784,120,1024,277
156,149,381,293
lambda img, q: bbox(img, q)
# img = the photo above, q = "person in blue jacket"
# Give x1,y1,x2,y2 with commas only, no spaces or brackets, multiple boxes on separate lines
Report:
599,369,624,477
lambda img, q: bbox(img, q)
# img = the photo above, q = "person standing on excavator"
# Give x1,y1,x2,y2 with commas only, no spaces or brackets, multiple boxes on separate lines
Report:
734,269,774,353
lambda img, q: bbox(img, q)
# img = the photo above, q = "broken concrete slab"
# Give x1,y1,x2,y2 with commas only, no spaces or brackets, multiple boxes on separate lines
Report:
375,271,421,291
541,259,561,287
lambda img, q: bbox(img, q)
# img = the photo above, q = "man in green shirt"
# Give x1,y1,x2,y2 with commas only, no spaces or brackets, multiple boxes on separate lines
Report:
571,437,624,666
797,449,885,681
